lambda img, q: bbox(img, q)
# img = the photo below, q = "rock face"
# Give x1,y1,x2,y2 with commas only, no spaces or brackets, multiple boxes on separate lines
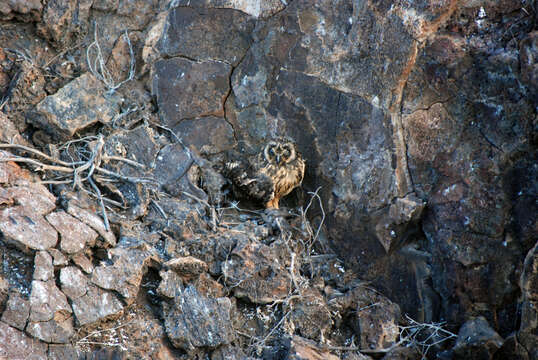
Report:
222,238,291,304
27,279,74,343
163,285,234,351
31,73,121,140
452,317,504,360
0,321,48,360
153,58,232,126
0,0,535,359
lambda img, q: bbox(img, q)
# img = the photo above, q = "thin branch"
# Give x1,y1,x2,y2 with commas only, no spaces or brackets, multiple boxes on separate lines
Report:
88,176,110,231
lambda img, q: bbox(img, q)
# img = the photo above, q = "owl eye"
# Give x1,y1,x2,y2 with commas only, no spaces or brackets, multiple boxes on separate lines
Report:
269,147,276,156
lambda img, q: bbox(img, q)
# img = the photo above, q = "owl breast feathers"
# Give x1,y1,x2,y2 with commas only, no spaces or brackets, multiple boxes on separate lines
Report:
224,137,305,209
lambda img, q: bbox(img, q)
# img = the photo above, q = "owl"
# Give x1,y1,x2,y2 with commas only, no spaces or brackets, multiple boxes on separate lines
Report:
225,137,305,209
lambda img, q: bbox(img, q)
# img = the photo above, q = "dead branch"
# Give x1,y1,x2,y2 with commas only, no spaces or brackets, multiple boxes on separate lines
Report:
0,143,79,166
86,24,135,93
0,135,154,227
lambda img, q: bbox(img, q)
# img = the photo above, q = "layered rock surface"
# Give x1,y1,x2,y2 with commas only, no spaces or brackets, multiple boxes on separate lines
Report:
0,0,535,359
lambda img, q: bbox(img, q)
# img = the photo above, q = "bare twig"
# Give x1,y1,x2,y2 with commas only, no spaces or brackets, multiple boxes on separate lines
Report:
88,176,110,231
86,24,135,93
150,199,168,220
103,155,145,169
0,143,78,166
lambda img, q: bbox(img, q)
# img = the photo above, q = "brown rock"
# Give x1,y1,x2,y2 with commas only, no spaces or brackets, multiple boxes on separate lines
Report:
46,211,98,254
519,240,538,358
163,285,234,351
0,0,43,22
211,345,255,360
92,0,119,11
333,285,400,351
59,266,88,299
31,73,122,140
33,251,54,281
452,317,504,360
1,292,30,330
0,182,56,216
157,269,183,299
173,0,286,18
27,279,74,343
48,248,68,266
67,201,116,247
165,256,208,281
117,0,158,28
91,237,156,304
0,207,58,253
172,116,235,154
70,282,124,326
153,57,232,126
286,335,340,360
71,253,94,274
374,193,425,253
222,239,290,304
0,151,30,185
26,317,75,344
158,6,255,65
0,322,47,359
286,288,333,341
0,114,30,146
381,346,421,360
37,0,92,48
0,275,8,311
28,280,71,323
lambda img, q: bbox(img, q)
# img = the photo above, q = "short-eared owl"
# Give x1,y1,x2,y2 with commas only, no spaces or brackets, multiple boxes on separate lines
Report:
225,137,305,209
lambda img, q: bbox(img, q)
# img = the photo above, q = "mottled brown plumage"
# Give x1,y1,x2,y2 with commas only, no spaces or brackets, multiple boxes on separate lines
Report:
225,137,305,209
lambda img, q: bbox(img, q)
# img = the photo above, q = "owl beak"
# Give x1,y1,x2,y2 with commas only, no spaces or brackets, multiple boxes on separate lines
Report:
276,155,281,165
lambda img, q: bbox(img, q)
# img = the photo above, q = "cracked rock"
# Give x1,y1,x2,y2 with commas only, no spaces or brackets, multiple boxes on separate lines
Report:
0,206,58,253
286,288,333,342
37,0,92,48
158,6,255,65
286,335,340,360
71,253,94,274
153,57,232,126
222,238,290,304
452,317,504,360
48,248,68,266
46,211,98,254
33,251,54,281
173,0,286,18
332,285,401,351
1,292,30,330
91,237,156,304
27,279,74,343
0,182,56,215
66,201,116,247
374,193,426,253
163,285,234,351
31,73,121,140
0,322,47,359
60,266,124,326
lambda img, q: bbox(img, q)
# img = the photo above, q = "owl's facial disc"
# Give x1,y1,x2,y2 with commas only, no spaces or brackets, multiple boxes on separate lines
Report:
264,142,278,163
281,143,295,163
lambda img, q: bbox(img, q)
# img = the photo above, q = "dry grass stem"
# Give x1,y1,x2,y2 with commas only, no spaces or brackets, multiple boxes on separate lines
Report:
86,24,135,93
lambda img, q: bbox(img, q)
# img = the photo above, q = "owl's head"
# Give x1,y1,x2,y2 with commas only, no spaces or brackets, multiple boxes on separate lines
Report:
263,137,297,166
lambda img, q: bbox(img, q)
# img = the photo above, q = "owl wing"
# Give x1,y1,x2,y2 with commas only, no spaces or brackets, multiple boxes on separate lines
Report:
224,159,275,204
